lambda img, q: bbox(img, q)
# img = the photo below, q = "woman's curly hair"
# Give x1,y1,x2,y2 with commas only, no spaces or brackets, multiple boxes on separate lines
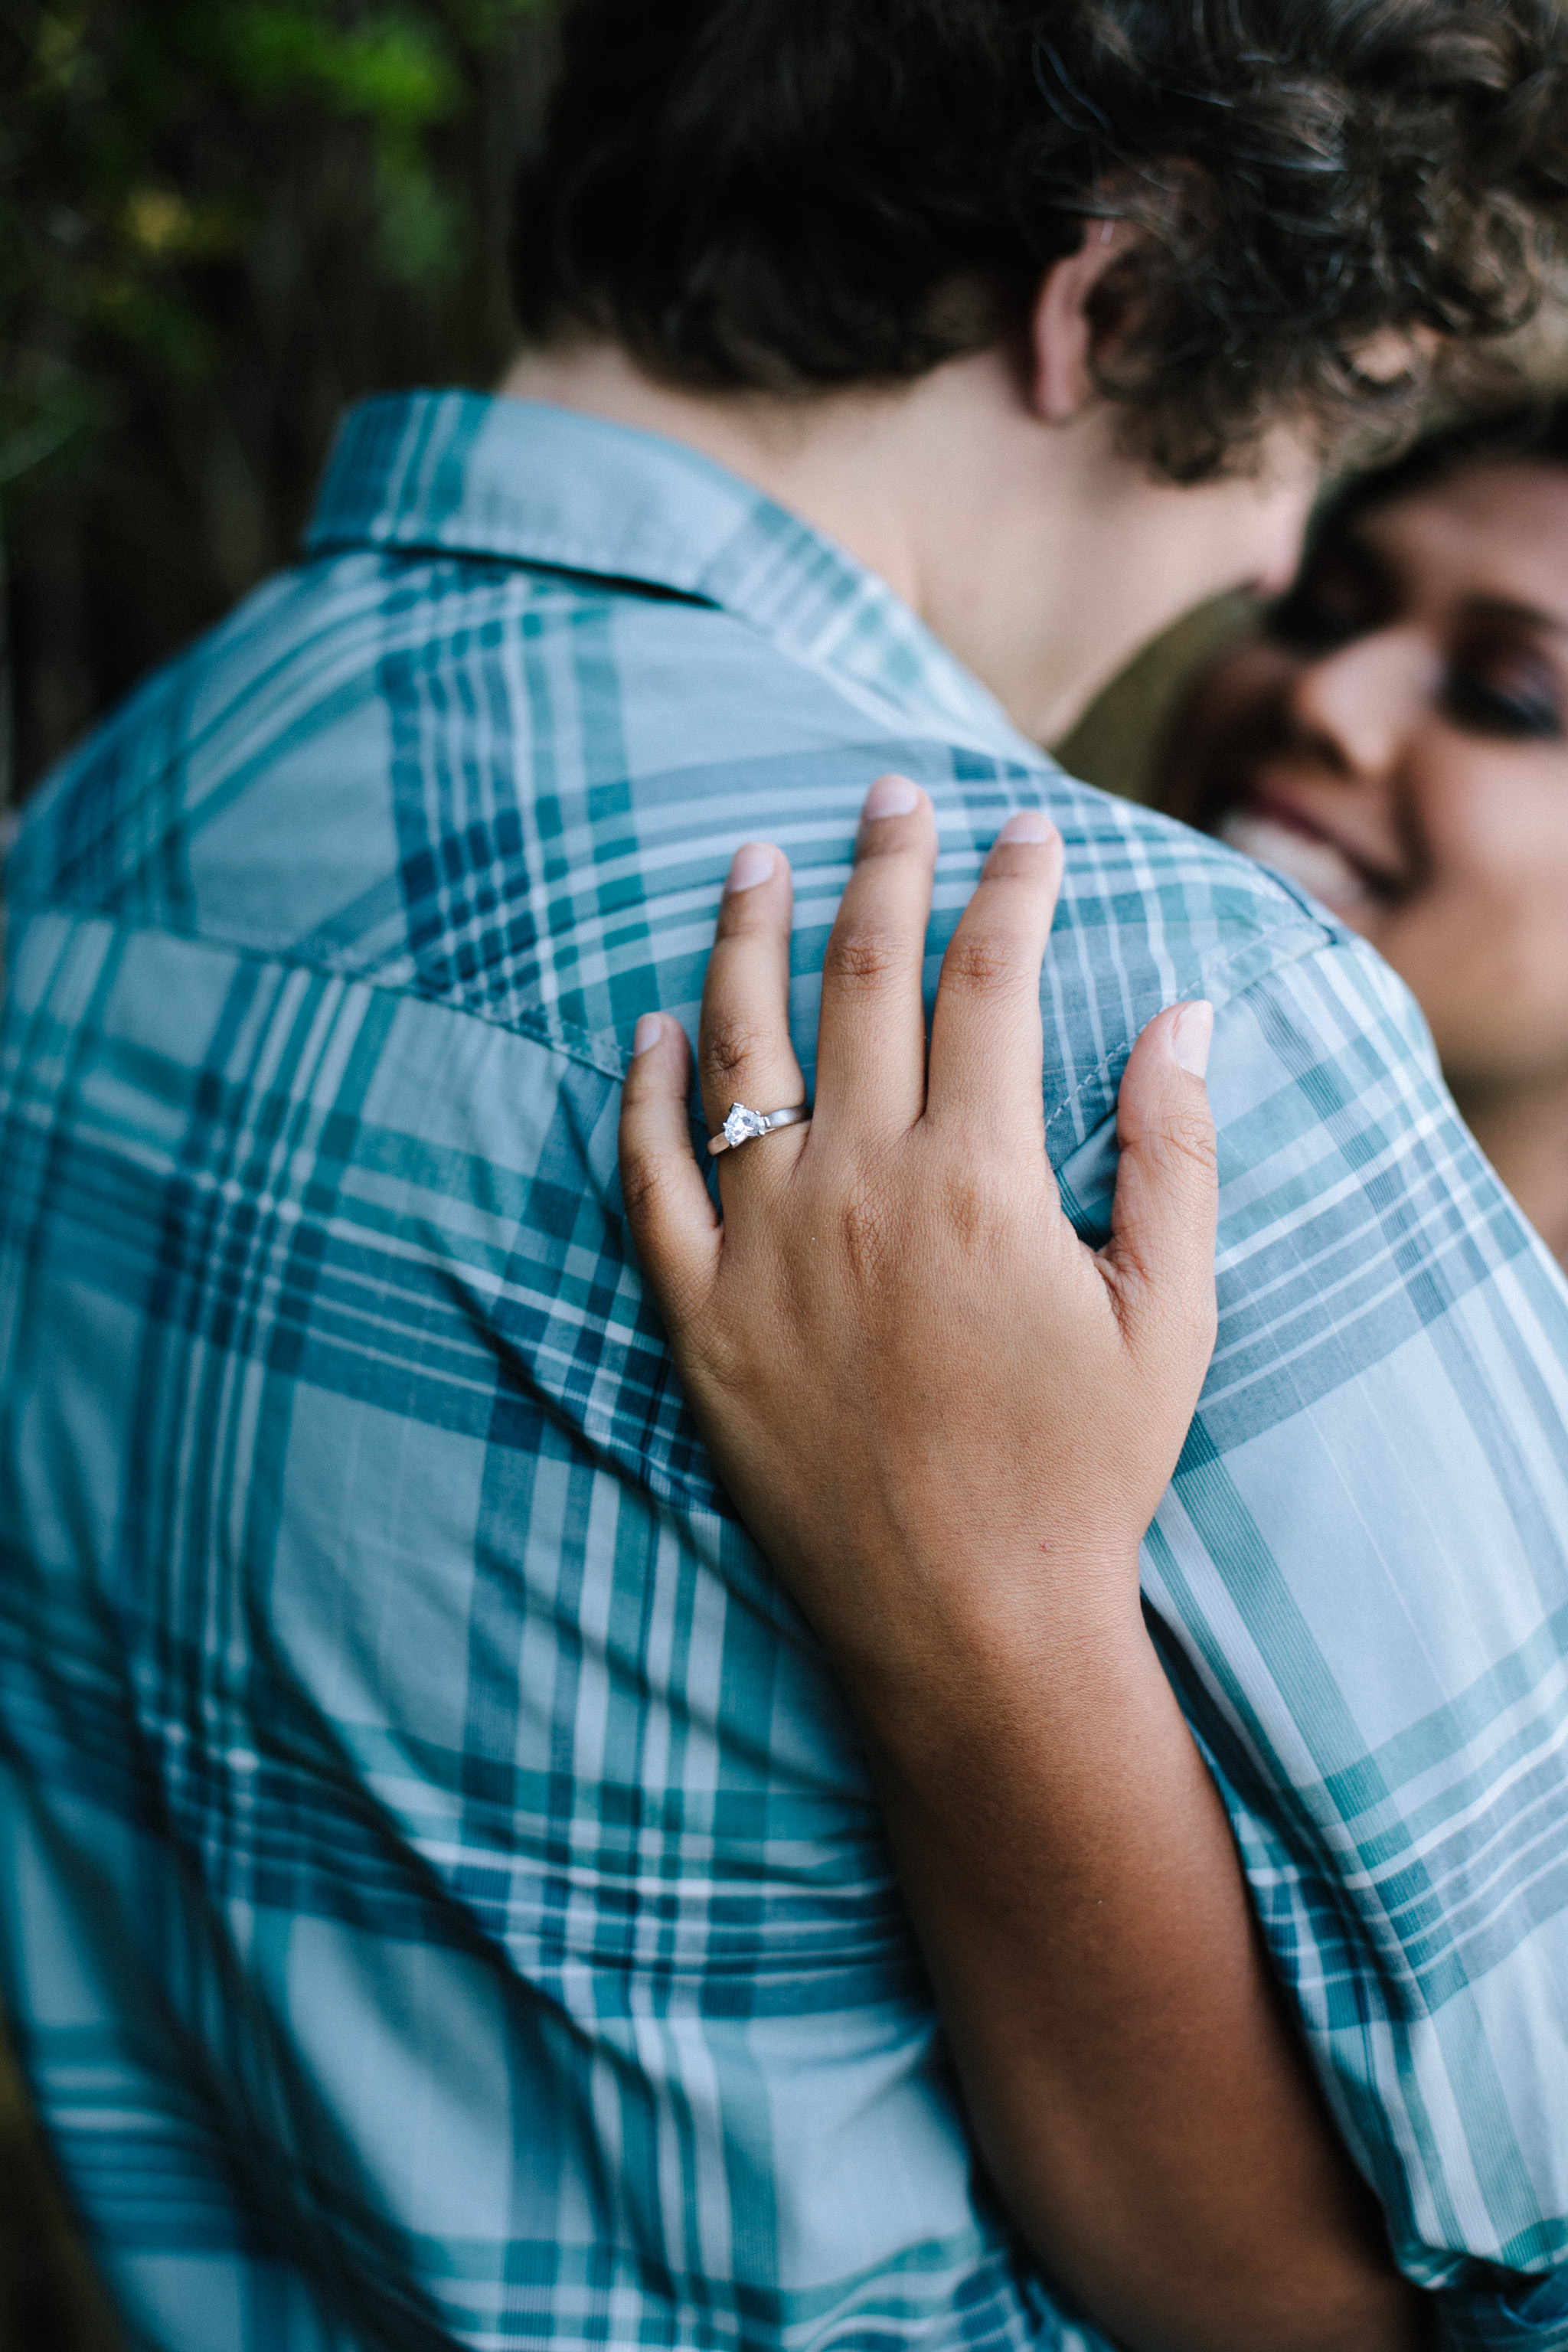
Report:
511,0,1568,484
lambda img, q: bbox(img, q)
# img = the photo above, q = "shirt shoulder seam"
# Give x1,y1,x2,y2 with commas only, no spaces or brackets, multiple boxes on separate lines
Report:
8,897,629,1083
12,877,1371,1119
1044,907,1374,1151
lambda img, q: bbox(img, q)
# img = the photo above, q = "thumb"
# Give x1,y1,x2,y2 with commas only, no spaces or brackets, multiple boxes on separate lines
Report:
1099,1001,1219,1369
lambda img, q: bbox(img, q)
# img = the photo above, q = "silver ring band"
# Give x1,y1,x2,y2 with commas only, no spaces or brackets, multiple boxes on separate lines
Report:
707,1101,811,1156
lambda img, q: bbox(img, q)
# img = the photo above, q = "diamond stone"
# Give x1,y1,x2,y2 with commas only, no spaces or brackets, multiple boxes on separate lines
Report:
723,1103,769,1148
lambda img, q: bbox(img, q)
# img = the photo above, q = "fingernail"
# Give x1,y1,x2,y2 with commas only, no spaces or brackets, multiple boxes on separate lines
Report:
632,1012,665,1056
861,776,920,821
727,843,774,893
994,811,1056,847
1172,1000,1214,1077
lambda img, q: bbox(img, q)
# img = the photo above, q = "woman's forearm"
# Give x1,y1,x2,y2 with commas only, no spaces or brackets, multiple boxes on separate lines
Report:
848,1580,1423,2352
617,787,1425,2352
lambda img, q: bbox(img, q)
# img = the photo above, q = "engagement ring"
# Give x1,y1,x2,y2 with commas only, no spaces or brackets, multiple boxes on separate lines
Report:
707,1102,811,1155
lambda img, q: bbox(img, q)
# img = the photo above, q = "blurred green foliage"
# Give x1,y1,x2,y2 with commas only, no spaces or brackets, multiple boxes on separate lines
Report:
1,0,554,795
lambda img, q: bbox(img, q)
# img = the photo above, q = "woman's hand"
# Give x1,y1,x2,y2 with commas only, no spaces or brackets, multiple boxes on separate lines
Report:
619,777,1422,2352
619,777,1217,1710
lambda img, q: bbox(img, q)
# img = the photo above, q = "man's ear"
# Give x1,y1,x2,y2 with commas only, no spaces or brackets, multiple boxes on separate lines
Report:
1031,219,1142,423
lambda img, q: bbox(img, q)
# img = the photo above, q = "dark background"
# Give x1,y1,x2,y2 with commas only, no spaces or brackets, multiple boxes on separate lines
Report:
2,0,557,813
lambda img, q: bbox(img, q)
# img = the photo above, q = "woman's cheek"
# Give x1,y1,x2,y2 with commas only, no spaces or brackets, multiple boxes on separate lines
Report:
1372,750,1568,1079
1385,872,1568,1089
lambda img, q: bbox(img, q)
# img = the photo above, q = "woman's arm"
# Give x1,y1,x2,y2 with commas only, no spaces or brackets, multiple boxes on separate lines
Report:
618,779,1424,2352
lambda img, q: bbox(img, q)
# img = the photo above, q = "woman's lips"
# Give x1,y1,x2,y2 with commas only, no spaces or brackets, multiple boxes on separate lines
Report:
1215,792,1396,920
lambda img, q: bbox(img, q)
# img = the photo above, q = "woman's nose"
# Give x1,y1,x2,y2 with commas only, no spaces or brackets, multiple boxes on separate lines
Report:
1285,629,1436,781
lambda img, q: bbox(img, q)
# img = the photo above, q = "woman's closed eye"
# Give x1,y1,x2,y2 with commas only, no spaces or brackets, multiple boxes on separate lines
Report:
1266,541,1568,744
1442,638,1566,742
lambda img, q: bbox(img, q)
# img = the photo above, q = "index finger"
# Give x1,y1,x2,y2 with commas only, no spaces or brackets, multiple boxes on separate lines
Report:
923,811,1063,1136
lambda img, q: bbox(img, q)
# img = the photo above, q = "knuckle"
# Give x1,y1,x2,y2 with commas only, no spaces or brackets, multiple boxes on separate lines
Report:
936,1156,1012,1246
703,1010,773,1085
836,1167,890,1282
1149,1112,1220,1182
940,929,1034,999
822,920,907,997
795,1147,898,1289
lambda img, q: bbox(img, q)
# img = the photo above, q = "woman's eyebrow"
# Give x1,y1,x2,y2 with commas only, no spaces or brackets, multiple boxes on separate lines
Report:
1465,593,1568,639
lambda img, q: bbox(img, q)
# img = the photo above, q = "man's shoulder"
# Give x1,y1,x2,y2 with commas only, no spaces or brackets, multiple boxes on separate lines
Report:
1049,773,1344,994
5,540,1375,1111
988,773,1431,1183
5,538,987,954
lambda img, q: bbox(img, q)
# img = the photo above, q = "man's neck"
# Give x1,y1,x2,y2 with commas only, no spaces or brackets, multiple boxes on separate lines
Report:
501,340,1315,749
501,341,1121,745
1452,1074,1568,1270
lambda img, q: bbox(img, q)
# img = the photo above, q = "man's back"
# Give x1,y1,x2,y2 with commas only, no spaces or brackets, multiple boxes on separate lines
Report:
6,392,1568,2350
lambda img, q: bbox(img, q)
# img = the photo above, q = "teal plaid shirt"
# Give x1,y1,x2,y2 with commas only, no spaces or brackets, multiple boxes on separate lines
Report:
5,391,1568,2352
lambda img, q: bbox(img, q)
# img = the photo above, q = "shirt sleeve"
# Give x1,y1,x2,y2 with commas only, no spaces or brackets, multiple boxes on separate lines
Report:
1055,930,1568,2334
1437,2267,1568,2347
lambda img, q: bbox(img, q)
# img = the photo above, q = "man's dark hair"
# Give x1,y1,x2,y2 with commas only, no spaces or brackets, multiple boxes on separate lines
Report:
511,0,1568,484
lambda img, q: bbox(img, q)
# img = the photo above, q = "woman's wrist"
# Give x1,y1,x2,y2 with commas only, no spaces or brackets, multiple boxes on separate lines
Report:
825,1543,1155,1780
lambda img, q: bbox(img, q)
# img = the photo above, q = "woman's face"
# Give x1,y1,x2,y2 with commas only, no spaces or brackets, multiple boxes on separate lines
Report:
1160,462,1568,1096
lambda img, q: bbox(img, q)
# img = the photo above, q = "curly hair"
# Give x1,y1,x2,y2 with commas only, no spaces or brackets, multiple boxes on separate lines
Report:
510,0,1568,483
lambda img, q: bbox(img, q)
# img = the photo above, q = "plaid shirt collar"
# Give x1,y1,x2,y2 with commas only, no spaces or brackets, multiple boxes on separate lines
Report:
305,387,1035,763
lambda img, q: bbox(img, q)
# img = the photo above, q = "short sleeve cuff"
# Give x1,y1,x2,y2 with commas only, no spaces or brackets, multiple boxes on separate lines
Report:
1438,2263,1568,2348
